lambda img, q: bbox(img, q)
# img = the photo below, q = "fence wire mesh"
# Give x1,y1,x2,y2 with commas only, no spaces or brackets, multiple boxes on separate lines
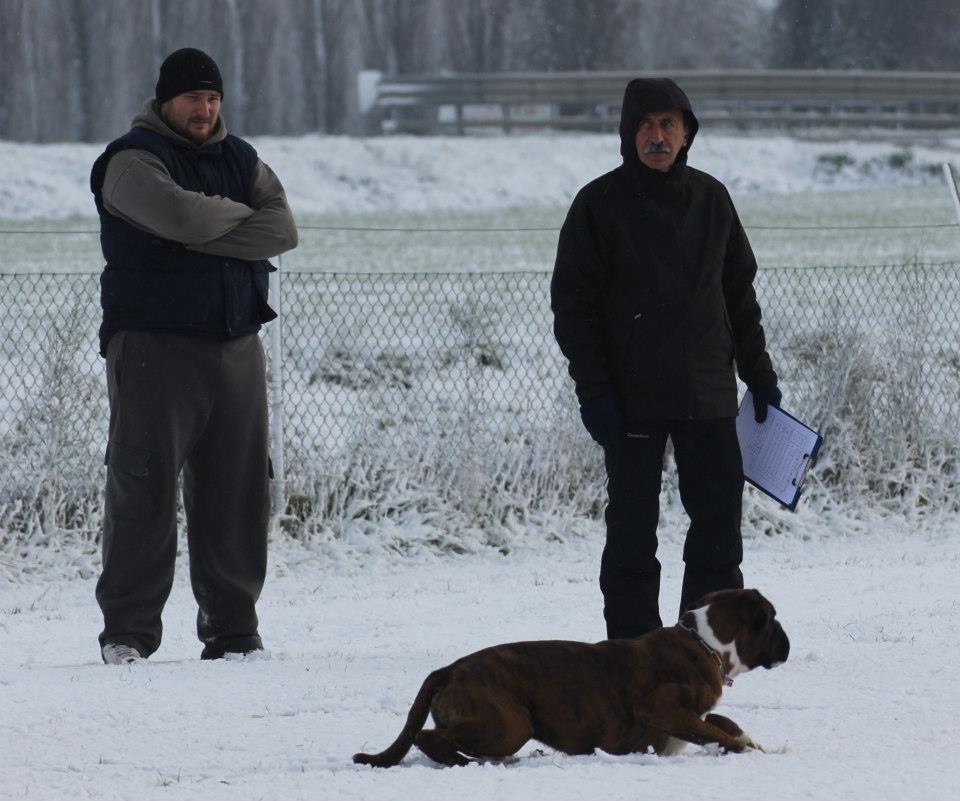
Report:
1,259,959,539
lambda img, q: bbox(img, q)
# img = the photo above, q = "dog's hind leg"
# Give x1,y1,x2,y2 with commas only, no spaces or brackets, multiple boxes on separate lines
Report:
451,713,534,759
422,696,534,764
415,729,473,766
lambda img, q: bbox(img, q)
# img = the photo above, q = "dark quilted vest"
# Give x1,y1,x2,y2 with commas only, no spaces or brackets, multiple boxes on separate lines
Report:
90,127,276,356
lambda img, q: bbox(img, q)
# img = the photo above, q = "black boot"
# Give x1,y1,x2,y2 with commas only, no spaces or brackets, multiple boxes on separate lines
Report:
678,563,744,619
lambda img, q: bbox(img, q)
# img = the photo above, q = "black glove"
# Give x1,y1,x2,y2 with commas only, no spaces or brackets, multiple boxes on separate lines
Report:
579,394,620,447
750,384,782,424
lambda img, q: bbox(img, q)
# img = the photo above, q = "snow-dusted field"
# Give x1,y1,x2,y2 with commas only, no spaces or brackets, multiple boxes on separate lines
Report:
2,521,958,801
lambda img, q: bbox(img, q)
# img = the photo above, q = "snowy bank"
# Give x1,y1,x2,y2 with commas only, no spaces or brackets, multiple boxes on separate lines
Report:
1,131,958,220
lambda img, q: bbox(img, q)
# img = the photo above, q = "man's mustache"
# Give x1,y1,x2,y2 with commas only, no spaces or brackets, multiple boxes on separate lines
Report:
643,141,672,154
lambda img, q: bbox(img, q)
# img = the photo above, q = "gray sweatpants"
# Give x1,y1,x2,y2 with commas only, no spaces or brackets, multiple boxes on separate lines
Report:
96,330,271,659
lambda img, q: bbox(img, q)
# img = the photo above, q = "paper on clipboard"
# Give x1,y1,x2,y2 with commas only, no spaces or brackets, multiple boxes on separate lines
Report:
736,391,823,511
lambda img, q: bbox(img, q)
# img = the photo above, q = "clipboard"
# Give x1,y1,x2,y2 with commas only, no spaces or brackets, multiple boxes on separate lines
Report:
735,391,824,512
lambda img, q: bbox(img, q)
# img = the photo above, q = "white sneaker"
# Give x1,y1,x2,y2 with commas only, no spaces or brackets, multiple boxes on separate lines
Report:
101,643,145,665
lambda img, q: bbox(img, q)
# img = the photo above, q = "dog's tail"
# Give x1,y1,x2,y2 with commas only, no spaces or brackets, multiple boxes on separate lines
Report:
353,666,451,768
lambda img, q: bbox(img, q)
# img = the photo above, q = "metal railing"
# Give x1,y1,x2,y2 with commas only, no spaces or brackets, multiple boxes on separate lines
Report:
366,69,960,133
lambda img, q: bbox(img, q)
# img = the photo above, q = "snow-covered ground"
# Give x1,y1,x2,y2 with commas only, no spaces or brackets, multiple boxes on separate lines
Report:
2,523,958,800
1,131,958,220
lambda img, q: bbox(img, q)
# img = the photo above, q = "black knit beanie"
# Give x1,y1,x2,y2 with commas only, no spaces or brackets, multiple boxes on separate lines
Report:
155,48,223,105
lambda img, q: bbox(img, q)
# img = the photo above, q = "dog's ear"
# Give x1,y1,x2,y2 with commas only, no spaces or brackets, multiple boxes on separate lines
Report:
749,590,773,629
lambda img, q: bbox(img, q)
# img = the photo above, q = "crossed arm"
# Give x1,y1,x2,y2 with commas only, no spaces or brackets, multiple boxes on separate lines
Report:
101,149,298,260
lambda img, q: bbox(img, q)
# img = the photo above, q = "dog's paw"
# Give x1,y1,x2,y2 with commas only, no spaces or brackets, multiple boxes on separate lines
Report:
735,732,765,752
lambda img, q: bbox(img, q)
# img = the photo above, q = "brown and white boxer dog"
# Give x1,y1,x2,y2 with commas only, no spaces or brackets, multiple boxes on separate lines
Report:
353,588,789,767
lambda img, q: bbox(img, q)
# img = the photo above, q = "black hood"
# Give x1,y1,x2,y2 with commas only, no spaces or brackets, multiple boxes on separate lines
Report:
618,78,699,167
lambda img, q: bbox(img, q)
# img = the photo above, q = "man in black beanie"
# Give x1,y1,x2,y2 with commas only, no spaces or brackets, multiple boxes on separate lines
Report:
90,48,298,665
551,78,781,640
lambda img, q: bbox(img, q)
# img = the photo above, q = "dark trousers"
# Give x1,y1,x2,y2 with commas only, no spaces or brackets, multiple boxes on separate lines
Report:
96,330,271,658
600,417,744,639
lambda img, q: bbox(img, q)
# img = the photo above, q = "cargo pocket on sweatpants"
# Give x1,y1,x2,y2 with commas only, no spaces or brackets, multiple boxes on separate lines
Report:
104,441,157,520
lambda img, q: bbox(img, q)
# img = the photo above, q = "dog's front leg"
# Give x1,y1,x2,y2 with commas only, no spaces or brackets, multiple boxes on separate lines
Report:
703,713,764,752
646,713,752,754
640,689,759,754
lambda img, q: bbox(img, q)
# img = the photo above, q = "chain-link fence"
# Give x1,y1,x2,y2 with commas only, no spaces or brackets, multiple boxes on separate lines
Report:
2,258,959,543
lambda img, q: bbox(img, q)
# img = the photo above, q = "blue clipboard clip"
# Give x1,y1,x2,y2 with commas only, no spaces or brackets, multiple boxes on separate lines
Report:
784,435,824,511
790,454,813,488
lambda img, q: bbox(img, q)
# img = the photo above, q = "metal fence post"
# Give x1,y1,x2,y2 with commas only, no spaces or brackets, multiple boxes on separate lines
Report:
943,163,960,233
268,254,286,532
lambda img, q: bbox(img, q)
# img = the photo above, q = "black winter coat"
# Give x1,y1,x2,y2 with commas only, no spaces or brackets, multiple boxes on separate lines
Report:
551,81,776,423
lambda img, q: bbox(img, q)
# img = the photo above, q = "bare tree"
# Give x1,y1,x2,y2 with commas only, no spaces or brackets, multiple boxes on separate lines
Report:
359,0,438,74
512,0,628,71
770,0,960,71
619,0,770,71
442,0,512,72
317,0,369,133
237,0,314,134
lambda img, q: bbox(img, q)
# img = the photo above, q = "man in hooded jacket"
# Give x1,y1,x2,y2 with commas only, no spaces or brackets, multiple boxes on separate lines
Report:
551,78,781,639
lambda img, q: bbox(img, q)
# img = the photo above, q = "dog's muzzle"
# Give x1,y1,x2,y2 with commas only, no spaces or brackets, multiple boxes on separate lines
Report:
761,621,790,669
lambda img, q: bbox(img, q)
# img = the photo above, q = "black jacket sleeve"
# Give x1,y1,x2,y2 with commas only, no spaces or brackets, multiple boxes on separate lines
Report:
551,189,614,403
720,190,777,389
